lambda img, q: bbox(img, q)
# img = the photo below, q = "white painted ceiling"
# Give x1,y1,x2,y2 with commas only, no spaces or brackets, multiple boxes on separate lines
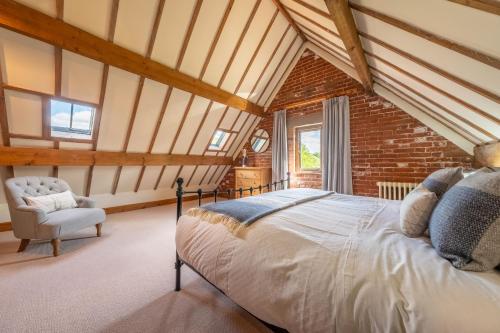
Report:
0,0,498,214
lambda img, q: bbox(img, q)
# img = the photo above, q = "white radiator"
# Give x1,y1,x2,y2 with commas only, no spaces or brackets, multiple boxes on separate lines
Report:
377,181,419,200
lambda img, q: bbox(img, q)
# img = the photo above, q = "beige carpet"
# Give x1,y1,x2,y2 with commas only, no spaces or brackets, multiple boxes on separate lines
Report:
0,201,270,333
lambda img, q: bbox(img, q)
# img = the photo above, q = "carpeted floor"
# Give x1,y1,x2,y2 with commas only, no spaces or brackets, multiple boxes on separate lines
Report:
0,201,270,333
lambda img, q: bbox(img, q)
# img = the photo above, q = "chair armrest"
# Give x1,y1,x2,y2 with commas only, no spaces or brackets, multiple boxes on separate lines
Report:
15,205,48,224
73,195,96,208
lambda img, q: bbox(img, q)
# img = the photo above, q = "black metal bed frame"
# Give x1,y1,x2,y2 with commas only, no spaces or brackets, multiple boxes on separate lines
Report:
174,172,291,332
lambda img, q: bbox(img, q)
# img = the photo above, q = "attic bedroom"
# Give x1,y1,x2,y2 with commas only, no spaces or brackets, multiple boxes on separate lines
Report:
0,0,498,332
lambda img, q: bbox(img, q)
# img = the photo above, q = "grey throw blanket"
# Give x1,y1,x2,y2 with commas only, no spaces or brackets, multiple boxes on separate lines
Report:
186,188,333,232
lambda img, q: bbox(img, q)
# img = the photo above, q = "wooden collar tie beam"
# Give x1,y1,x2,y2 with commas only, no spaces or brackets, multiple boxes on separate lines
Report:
0,0,264,117
324,0,373,92
0,146,232,166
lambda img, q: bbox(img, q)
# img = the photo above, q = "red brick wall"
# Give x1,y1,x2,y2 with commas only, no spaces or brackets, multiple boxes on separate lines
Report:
220,51,472,197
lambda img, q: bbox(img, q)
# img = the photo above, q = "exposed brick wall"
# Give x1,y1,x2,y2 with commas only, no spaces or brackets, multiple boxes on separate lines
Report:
220,50,472,197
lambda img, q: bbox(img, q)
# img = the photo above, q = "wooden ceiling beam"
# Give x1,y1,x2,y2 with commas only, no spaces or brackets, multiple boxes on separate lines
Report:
0,146,232,167
374,79,482,145
257,34,301,104
350,2,500,70
358,32,500,104
0,0,264,116
248,25,292,99
271,0,306,40
448,0,500,16
285,5,341,39
292,0,330,18
324,0,373,92
370,68,497,141
365,51,500,124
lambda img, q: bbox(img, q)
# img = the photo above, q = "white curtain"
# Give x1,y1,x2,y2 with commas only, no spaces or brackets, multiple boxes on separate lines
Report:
321,96,352,193
272,110,288,189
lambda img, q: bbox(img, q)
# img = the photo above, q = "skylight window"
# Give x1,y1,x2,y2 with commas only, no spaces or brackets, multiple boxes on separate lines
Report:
209,130,230,151
50,99,95,140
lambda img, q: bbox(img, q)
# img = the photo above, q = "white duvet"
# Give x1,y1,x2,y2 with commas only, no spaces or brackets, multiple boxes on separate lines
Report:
176,193,500,333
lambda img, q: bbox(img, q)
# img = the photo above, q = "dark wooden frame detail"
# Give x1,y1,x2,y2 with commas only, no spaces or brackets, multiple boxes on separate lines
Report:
295,124,322,172
173,172,291,331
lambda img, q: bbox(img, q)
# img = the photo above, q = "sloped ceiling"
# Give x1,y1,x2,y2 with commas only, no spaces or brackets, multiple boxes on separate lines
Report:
0,0,306,216
0,0,498,219
273,0,499,154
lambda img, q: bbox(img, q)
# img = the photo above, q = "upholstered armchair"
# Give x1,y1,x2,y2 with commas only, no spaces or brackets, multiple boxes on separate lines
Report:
4,176,106,256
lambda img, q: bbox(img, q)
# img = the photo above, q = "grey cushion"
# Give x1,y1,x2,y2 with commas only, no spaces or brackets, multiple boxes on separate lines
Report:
37,208,106,239
428,169,500,271
422,167,463,198
400,185,438,237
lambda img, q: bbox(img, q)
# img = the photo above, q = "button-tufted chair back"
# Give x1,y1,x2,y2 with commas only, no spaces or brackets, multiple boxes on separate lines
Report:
4,176,106,255
5,176,72,210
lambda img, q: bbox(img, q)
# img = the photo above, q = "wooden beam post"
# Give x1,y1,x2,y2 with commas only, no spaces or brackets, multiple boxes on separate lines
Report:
324,0,373,92
0,0,264,116
0,146,233,167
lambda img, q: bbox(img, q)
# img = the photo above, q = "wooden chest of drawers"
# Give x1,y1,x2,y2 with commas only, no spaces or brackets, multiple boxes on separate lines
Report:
234,167,272,197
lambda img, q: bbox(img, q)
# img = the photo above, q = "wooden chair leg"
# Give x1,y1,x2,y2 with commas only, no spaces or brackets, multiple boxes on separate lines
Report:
17,239,30,252
51,239,60,257
96,223,102,237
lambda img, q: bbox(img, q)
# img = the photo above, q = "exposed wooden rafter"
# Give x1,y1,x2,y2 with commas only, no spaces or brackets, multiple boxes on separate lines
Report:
248,24,292,99
271,0,306,40
370,68,496,141
184,8,279,188
374,79,482,145
365,51,500,125
264,40,305,106
0,146,232,167
0,0,264,116
114,0,170,194
350,2,500,70
299,26,353,66
177,0,264,189
285,5,341,39
448,0,500,15
86,0,119,197
258,34,301,104
324,0,373,92
292,0,330,18
358,31,500,104
297,22,349,58
152,0,235,191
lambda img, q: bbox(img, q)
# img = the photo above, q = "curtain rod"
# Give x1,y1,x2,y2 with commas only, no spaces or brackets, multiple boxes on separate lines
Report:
270,93,347,112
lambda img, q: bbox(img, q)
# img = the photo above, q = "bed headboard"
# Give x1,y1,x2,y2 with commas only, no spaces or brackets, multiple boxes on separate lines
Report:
473,141,500,168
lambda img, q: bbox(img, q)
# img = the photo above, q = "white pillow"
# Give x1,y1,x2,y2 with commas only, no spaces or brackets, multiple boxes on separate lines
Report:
24,190,78,213
400,185,438,237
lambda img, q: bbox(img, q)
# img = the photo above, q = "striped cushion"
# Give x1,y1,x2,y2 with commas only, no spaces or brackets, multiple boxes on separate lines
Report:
422,167,463,198
428,169,500,271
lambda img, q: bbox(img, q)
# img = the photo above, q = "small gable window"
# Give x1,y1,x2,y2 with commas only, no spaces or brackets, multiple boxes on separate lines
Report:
50,99,95,140
295,125,321,172
209,129,230,151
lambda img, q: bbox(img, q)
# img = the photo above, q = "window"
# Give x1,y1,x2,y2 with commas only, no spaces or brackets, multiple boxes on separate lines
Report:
295,125,321,171
50,99,95,140
209,129,230,151
251,129,270,153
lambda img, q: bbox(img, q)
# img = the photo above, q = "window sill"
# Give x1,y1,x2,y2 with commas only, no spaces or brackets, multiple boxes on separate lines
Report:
295,170,321,174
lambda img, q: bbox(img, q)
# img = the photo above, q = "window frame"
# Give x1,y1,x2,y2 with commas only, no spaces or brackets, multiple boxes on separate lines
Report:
295,124,322,173
48,98,96,141
208,129,231,152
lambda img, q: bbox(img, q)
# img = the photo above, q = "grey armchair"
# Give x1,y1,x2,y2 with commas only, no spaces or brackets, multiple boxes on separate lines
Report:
4,176,106,256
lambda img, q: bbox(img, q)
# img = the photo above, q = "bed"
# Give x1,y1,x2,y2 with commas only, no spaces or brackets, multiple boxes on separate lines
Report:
175,187,500,332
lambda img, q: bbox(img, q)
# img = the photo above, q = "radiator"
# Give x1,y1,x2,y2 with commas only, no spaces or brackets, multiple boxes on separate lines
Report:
376,181,419,200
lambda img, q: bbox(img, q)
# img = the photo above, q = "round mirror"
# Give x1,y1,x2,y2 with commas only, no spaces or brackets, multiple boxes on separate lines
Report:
250,129,270,153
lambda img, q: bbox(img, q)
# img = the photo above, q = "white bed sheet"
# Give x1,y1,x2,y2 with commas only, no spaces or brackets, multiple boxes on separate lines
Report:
176,194,500,333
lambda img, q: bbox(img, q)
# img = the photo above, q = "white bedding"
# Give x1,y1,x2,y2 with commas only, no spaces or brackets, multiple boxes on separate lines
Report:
176,193,500,333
